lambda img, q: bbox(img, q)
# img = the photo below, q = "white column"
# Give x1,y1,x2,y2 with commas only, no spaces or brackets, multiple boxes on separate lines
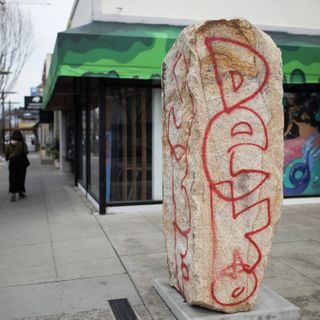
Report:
152,88,163,200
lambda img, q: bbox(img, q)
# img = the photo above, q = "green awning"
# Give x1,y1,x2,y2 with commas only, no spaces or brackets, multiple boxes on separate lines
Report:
43,23,320,109
43,22,183,108
268,32,320,84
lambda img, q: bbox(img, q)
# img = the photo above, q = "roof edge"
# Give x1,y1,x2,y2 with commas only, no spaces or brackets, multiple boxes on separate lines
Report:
92,14,320,35
92,14,197,26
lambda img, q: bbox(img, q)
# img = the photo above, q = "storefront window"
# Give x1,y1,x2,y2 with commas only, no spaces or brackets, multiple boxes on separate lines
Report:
89,106,99,199
283,90,320,196
105,86,162,203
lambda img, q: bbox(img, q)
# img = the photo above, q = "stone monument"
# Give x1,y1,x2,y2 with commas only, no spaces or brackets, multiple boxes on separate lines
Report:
162,19,284,313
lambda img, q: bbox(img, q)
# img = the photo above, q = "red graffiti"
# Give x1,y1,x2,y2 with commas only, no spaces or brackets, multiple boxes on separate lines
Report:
231,121,253,137
202,37,271,307
230,71,244,92
167,51,196,294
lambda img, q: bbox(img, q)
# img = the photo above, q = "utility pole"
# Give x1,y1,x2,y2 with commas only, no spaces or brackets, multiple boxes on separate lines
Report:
8,101,11,131
1,92,4,154
0,71,10,154
1,91,16,153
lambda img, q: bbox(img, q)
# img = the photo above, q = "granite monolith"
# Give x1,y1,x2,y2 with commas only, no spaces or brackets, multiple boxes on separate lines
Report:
162,19,283,313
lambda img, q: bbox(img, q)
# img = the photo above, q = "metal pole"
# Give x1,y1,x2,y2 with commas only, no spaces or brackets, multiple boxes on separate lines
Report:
98,78,106,214
73,78,80,187
1,92,5,154
8,100,11,131
15,109,18,128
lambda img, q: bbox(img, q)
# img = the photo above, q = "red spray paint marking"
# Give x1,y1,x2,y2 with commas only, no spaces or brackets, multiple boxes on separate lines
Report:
167,52,196,293
231,121,253,137
211,249,259,306
202,106,269,202
173,52,184,104
204,36,270,111
202,37,272,307
230,70,244,92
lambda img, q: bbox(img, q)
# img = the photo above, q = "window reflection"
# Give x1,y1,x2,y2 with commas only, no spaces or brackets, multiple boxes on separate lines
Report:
106,87,160,203
89,107,99,199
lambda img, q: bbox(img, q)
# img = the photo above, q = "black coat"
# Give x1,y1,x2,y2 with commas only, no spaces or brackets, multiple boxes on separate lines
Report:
5,142,29,193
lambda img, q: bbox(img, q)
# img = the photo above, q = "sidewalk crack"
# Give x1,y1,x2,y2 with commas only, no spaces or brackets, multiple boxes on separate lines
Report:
40,166,59,279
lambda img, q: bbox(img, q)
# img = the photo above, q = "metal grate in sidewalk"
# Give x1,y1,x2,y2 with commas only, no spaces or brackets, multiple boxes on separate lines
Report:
108,298,138,320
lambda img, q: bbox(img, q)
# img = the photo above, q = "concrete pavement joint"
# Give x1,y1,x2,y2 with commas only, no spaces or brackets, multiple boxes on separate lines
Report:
119,251,166,258
39,165,59,279
0,273,131,290
72,186,97,215
271,255,320,286
1,155,319,319
0,241,53,250
94,215,155,320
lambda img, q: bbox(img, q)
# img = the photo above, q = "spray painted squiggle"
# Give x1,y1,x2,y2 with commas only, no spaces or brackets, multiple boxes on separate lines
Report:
167,52,197,293
202,37,272,306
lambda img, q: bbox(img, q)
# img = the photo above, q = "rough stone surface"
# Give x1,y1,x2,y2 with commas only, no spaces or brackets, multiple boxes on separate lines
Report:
162,19,283,313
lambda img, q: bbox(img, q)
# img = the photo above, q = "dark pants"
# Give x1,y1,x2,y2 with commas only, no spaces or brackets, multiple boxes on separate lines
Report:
8,157,27,193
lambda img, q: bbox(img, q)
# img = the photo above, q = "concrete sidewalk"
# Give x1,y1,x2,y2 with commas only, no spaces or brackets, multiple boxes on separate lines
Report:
0,154,319,319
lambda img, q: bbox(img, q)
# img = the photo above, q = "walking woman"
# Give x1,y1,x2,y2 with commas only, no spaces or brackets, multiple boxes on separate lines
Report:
5,130,30,201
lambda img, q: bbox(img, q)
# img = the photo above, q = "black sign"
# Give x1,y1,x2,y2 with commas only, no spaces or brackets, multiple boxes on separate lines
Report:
24,96,43,109
39,110,53,123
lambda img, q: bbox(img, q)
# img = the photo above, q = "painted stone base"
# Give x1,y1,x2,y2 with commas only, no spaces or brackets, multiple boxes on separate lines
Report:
154,279,300,320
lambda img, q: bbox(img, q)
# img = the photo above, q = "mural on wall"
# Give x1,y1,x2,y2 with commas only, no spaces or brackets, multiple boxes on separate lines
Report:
283,92,320,196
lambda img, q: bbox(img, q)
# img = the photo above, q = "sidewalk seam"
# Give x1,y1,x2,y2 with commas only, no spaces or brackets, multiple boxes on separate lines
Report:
39,166,59,280
40,166,67,312
272,256,320,285
94,215,155,320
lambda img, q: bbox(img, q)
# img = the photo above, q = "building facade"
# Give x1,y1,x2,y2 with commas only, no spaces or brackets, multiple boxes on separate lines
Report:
43,0,320,213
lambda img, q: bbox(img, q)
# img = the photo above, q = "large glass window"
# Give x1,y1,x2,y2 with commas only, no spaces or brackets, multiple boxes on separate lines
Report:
283,89,320,197
105,86,161,203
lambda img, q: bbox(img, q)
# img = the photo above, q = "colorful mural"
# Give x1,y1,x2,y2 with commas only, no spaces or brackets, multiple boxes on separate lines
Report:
283,92,320,196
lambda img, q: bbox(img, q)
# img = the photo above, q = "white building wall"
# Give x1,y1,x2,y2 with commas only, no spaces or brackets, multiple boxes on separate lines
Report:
70,0,320,33
68,0,94,28
91,0,320,33
68,0,320,205
152,88,162,201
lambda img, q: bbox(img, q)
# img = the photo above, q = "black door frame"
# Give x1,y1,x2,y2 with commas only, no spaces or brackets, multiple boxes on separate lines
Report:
98,78,106,214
